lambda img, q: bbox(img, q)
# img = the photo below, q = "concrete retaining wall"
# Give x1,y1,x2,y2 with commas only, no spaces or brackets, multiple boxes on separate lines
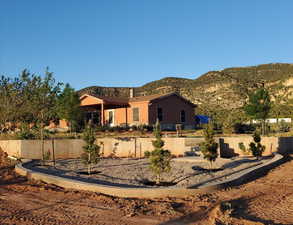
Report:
1,136,292,160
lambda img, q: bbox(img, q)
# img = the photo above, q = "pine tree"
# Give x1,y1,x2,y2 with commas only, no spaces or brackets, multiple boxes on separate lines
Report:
149,120,171,184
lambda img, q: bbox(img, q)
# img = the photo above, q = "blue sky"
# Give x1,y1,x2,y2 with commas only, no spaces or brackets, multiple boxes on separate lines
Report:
1,1,293,90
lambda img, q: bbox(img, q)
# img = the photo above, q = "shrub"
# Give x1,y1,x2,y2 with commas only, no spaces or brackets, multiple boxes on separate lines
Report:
238,142,250,155
249,132,265,160
149,120,172,184
81,125,100,174
144,150,151,158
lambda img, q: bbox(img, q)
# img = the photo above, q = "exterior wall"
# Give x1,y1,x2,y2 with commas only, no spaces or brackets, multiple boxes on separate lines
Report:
128,101,149,126
149,95,195,129
113,107,127,125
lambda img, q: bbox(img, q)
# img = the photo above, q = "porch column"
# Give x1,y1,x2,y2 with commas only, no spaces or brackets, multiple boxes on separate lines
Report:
125,107,128,125
101,103,104,126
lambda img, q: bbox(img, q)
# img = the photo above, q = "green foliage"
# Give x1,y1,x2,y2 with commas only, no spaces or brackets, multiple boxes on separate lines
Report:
249,132,265,160
200,124,218,168
17,123,36,140
144,150,151,158
43,150,51,161
244,88,271,135
149,120,171,184
81,125,100,175
56,83,82,132
238,142,249,155
278,120,290,132
244,88,271,120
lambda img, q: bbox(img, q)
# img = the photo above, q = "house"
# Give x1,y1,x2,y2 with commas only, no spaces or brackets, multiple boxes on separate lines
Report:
79,91,196,130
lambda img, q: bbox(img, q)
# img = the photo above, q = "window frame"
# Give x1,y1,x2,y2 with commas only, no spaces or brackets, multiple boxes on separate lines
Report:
132,107,140,122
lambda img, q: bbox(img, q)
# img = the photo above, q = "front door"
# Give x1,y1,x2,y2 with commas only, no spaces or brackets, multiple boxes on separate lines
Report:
108,110,115,127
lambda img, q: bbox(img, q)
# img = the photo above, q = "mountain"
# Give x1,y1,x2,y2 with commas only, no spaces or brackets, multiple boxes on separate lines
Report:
78,63,293,116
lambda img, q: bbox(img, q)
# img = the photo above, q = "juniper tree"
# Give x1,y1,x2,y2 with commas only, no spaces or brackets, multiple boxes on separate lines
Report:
200,124,218,169
249,131,265,160
149,120,171,184
81,125,100,175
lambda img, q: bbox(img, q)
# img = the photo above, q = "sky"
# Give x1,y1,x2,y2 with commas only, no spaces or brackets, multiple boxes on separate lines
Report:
1,0,293,90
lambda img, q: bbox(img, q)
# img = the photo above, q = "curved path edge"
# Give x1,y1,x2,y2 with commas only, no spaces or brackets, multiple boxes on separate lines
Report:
15,154,284,198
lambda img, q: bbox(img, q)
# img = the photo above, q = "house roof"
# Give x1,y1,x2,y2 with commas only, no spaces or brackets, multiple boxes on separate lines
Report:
80,92,196,107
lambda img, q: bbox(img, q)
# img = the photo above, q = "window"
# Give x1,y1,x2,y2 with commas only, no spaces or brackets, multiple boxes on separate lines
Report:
180,110,186,123
132,107,139,122
157,107,163,121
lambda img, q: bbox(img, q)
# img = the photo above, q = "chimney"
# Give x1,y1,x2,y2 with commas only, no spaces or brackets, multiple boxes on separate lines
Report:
129,88,134,98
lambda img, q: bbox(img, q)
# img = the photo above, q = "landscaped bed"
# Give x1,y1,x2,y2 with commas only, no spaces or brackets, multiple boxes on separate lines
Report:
25,156,272,188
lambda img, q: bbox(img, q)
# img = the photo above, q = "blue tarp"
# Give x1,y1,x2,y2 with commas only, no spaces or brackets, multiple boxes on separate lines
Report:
195,115,210,124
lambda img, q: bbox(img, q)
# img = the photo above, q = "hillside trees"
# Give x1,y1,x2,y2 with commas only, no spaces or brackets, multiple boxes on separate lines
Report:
244,88,271,135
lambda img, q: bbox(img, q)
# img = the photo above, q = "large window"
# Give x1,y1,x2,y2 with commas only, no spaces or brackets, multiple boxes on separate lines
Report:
180,110,186,123
132,107,139,122
157,107,163,121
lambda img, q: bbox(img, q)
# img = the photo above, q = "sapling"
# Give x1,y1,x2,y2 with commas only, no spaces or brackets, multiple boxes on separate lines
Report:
149,120,172,184
200,124,218,169
81,125,100,175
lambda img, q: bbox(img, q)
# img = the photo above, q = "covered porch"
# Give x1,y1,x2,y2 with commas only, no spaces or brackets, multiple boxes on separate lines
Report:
80,94,129,126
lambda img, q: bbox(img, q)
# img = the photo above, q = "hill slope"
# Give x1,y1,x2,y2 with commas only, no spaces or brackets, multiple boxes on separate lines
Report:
78,63,293,116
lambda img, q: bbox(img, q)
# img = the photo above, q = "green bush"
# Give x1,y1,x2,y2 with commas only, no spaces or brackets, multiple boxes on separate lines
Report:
238,142,250,155
144,150,151,158
249,132,265,160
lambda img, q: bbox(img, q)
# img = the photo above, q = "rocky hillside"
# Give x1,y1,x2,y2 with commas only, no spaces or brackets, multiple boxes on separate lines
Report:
78,63,293,115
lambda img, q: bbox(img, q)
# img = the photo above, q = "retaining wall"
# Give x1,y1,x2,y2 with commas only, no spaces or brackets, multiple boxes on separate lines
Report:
1,136,292,159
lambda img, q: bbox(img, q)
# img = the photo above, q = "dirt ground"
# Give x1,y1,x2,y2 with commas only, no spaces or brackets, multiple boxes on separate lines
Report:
0,150,293,225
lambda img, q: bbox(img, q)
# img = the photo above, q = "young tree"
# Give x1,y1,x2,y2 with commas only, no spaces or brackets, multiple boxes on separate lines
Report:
56,83,82,133
244,88,271,135
149,120,172,184
81,125,100,175
200,124,218,169
25,69,62,160
249,131,265,160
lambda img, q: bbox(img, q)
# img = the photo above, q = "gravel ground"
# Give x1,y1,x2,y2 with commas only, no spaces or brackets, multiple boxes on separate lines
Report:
27,156,271,188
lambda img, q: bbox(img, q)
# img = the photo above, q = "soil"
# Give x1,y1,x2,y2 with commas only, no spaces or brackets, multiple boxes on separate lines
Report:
27,156,271,188
1,148,293,225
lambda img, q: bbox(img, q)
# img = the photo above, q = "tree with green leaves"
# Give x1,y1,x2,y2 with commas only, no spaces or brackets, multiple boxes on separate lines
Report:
81,125,100,175
249,131,265,160
57,83,82,133
200,124,218,169
244,88,271,135
149,120,172,184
